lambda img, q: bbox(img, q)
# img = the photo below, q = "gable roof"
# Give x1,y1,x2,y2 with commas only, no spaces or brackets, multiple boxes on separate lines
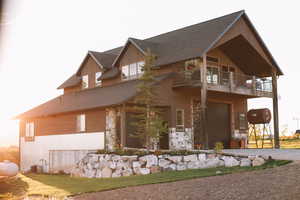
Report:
16,73,175,119
57,74,81,90
109,10,281,75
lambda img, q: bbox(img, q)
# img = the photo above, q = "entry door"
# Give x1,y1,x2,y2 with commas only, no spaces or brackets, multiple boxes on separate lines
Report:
207,102,231,148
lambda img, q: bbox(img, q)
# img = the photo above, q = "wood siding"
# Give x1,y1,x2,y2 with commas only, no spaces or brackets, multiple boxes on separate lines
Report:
20,109,106,137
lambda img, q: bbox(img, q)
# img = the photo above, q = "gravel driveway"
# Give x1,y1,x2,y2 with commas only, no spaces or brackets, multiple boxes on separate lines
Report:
72,161,300,200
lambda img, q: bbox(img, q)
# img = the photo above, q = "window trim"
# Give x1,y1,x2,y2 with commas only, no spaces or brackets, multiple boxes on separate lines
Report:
25,121,35,141
121,61,145,81
82,75,89,89
176,109,185,132
95,72,102,87
77,114,86,132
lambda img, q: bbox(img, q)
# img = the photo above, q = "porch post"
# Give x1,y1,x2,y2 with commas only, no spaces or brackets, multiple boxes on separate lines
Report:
120,104,126,148
200,54,209,149
272,69,280,148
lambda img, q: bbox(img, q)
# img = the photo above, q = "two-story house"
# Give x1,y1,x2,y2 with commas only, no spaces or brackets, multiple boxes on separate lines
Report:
16,10,282,172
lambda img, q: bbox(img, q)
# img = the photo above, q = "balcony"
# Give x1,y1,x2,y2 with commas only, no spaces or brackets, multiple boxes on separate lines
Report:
173,70,273,97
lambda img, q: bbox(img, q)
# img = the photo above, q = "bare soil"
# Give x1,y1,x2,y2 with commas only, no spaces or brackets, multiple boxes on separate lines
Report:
72,161,300,200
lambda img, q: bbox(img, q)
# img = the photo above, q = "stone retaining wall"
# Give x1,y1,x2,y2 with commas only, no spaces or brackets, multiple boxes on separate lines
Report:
70,152,267,178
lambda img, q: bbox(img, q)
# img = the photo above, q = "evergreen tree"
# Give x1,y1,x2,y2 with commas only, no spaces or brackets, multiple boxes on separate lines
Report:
131,49,168,150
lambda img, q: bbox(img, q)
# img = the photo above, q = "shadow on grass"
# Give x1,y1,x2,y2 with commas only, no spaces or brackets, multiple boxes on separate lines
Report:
0,176,29,199
23,159,292,198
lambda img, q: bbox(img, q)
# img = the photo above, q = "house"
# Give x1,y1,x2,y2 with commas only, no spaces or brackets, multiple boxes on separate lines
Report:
16,10,282,172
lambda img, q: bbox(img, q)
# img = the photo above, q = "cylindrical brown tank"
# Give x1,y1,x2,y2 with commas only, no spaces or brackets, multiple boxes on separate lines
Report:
247,108,272,124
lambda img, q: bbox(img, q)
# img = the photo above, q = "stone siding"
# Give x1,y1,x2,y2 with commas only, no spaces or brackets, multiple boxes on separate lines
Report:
169,128,193,150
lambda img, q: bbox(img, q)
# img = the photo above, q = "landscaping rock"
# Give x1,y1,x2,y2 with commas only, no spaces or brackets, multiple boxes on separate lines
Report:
132,161,141,168
166,164,176,171
159,159,171,168
122,168,133,176
176,162,187,171
95,169,102,178
102,167,112,178
240,158,252,167
222,156,240,167
70,167,81,177
139,168,150,175
139,155,158,167
205,158,224,168
187,161,202,169
198,154,207,162
183,154,198,162
252,157,265,166
168,156,182,163
207,153,216,159
150,166,161,174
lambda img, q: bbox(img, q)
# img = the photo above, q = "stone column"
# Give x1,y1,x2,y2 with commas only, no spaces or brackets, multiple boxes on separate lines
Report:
105,108,117,151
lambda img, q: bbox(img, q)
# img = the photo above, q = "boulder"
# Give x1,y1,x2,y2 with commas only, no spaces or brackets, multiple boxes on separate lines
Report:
248,155,257,161
207,153,216,159
85,169,96,178
95,169,102,178
139,168,150,175
166,164,176,171
158,159,171,168
87,163,93,170
167,156,182,163
132,161,141,168
101,167,112,178
252,157,265,166
222,156,240,167
116,160,130,169
205,158,224,168
122,168,133,176
70,167,82,177
176,162,187,171
112,155,121,161
187,161,205,169
240,158,252,167
183,154,198,162
90,154,99,163
122,155,138,162
139,155,158,167
150,166,161,174
198,154,207,162
112,168,122,177
104,154,112,161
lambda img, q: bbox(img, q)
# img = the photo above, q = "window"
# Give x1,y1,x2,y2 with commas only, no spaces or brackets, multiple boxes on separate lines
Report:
82,75,89,89
121,61,145,80
207,66,219,84
207,56,219,63
25,122,34,138
95,72,102,86
77,114,86,132
121,65,129,80
176,109,184,132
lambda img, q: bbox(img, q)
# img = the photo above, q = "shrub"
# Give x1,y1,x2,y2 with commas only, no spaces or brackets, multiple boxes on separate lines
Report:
214,142,224,154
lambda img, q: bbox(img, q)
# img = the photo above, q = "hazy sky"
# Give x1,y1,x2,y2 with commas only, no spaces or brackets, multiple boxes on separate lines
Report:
0,0,299,146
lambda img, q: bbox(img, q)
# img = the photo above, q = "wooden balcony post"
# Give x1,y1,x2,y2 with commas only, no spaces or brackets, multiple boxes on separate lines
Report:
229,72,234,92
252,76,256,95
272,69,280,148
199,54,208,149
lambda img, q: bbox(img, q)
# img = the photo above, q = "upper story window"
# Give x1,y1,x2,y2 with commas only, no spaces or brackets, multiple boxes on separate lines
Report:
95,72,102,87
77,114,86,132
176,109,184,132
82,75,89,89
121,61,145,81
25,122,34,138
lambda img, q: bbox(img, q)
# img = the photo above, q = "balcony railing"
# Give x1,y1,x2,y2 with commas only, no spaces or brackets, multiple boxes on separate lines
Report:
173,70,273,97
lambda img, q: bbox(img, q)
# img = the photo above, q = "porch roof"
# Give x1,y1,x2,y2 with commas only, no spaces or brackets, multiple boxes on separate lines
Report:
16,73,175,119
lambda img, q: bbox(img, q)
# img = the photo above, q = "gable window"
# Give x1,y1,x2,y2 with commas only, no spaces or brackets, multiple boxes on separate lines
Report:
82,75,89,89
77,114,86,132
25,122,34,140
121,61,145,81
176,109,184,132
95,72,102,86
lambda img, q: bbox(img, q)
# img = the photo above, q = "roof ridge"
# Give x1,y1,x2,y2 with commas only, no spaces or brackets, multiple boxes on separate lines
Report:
143,10,244,42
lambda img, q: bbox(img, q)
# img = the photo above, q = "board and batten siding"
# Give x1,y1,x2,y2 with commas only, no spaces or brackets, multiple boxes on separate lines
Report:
19,109,106,172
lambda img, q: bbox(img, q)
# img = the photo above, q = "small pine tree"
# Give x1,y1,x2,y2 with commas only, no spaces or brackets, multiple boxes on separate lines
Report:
131,49,168,150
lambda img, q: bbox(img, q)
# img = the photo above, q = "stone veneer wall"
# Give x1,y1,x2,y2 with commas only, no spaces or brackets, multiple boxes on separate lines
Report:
70,152,267,178
169,128,193,150
105,108,117,151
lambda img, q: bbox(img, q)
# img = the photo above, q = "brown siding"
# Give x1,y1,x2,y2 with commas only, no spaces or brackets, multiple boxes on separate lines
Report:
213,17,273,67
20,109,106,137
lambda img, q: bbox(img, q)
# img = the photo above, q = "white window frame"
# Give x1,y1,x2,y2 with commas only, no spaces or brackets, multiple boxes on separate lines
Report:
176,109,185,132
25,122,34,138
77,114,86,132
121,65,129,80
121,61,145,81
82,75,89,89
95,72,102,86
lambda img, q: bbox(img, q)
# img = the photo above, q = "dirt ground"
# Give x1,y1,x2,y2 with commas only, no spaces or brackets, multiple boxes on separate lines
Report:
72,161,300,200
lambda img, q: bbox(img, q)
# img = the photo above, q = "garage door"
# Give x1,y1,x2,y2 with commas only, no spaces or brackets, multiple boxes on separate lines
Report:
207,102,231,148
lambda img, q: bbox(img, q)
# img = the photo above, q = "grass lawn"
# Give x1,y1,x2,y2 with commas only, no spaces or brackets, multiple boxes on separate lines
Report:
248,138,300,148
0,159,291,199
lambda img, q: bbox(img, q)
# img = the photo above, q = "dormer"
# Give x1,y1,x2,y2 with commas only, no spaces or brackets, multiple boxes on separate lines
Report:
58,51,117,93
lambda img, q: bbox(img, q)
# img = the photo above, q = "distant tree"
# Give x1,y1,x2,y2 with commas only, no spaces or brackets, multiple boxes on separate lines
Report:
131,49,168,150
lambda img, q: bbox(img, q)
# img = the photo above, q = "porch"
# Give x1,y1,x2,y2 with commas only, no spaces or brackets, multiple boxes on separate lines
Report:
173,70,273,98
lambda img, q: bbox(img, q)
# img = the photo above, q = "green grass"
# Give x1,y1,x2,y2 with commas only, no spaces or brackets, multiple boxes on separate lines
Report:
0,160,291,199
248,138,300,148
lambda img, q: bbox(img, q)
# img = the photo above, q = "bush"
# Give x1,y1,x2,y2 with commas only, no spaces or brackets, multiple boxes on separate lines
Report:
214,142,224,154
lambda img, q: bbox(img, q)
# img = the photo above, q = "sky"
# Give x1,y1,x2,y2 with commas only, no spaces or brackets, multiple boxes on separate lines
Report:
0,0,299,146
